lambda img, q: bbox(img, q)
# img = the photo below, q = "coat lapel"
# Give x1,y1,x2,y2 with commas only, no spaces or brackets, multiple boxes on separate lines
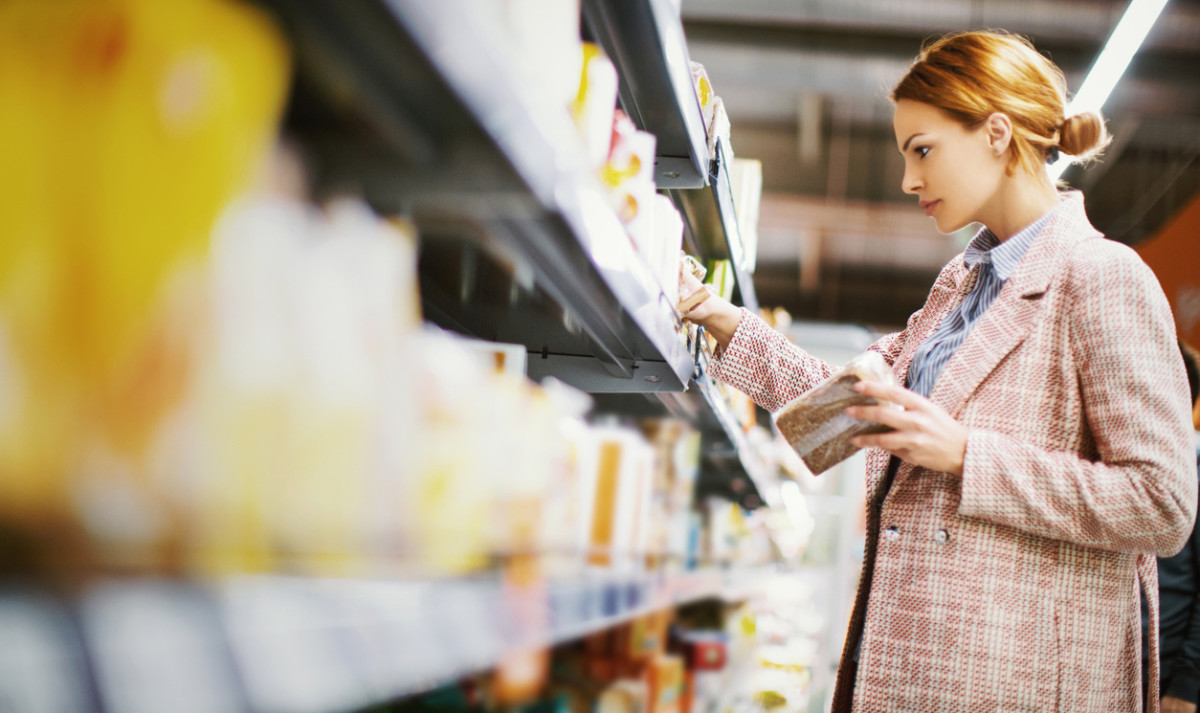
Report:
926,193,1094,419
893,268,972,388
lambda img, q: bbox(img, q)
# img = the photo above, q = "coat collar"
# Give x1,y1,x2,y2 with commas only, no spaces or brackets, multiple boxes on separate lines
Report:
926,191,1100,419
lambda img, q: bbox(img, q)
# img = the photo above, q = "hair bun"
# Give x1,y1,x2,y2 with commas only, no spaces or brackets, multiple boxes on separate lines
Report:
1059,111,1111,160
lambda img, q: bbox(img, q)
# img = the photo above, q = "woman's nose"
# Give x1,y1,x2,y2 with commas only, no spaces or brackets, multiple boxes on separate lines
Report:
901,167,921,195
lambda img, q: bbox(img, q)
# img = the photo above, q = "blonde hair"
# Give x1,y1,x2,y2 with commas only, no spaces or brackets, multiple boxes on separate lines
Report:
891,31,1111,177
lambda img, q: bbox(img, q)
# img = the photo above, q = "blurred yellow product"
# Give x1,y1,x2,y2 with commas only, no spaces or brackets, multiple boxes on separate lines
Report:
488,379,555,555
571,43,619,171
406,331,495,575
0,0,289,563
193,195,307,574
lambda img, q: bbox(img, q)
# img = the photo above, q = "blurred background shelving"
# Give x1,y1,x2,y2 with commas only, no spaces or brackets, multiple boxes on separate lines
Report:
2,1,1195,713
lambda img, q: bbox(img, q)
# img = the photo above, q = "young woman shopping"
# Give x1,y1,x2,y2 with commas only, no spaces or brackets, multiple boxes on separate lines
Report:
680,31,1197,713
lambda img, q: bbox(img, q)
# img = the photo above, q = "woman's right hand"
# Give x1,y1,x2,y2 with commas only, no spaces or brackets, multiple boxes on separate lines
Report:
676,256,743,350
677,257,714,323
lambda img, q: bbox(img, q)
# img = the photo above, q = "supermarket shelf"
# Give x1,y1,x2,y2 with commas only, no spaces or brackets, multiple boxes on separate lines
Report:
591,331,779,510
0,570,773,713
669,140,760,313
255,0,693,391
693,377,780,510
578,1,757,311
581,0,709,189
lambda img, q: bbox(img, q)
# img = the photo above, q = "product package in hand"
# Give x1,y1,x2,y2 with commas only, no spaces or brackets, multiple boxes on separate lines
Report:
773,351,898,474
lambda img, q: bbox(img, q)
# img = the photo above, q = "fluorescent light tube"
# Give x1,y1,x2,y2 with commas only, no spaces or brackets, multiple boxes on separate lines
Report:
1048,0,1169,181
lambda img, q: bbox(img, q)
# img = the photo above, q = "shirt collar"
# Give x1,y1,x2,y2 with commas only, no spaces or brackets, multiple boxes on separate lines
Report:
963,204,1059,280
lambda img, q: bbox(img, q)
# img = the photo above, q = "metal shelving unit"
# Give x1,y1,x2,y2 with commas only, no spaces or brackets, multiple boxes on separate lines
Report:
580,0,758,313
256,0,693,392
669,139,760,313
580,0,710,189
0,569,773,713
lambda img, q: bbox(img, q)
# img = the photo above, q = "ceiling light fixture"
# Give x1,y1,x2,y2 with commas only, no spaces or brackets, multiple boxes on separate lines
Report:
1048,0,1170,181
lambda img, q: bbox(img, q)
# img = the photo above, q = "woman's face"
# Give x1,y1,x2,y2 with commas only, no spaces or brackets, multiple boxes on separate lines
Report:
893,99,1005,234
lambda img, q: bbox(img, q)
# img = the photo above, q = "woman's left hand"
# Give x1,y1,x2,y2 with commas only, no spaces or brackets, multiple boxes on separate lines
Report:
845,380,969,476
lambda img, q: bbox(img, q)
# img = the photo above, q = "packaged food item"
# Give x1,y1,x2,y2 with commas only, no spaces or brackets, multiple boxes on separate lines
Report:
729,159,762,274
571,43,619,171
503,0,583,113
689,62,732,161
773,351,898,474
603,111,658,225
587,426,653,570
0,0,289,575
704,260,734,301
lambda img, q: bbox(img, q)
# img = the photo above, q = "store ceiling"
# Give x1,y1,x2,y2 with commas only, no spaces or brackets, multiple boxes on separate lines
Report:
681,0,1200,329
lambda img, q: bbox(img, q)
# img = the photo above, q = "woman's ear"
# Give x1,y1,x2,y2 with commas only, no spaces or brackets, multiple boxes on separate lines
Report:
985,112,1013,156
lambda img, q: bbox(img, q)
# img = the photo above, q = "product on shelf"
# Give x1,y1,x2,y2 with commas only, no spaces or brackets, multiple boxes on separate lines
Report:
572,43,620,171
645,654,685,713
495,0,584,115
193,189,423,575
689,62,733,161
640,419,700,572
586,425,654,570
704,260,735,302
627,194,686,310
596,679,648,713
604,111,658,225
774,351,899,474
0,0,289,576
729,159,763,274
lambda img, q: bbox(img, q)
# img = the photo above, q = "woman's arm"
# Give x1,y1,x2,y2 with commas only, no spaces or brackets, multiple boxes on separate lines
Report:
678,266,837,410
678,257,949,413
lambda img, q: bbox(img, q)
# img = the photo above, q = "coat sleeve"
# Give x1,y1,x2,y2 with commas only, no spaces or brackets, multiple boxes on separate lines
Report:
706,309,837,412
958,240,1197,557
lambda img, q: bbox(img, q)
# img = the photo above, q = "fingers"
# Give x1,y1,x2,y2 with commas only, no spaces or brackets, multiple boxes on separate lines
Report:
849,430,911,451
845,403,913,430
852,379,926,410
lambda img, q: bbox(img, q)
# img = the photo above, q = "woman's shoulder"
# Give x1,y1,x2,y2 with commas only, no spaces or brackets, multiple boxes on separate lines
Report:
1061,233,1153,284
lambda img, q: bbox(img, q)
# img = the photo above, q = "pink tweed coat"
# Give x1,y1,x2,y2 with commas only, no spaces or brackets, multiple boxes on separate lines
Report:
709,192,1197,712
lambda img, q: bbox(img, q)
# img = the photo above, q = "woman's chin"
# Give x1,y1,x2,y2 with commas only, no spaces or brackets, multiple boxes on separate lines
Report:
934,216,969,235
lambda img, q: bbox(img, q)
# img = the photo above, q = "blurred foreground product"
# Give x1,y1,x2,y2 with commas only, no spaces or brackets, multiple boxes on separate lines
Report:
193,193,422,576
604,111,658,226
572,43,619,172
0,0,289,576
586,425,654,570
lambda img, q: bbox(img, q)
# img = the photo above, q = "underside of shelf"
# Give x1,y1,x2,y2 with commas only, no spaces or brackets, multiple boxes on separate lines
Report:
253,0,695,393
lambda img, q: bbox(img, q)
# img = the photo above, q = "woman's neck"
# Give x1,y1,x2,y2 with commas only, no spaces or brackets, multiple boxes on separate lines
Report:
979,171,1060,241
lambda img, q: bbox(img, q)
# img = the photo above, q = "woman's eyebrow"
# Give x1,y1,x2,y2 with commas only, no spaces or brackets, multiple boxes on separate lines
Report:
902,133,928,151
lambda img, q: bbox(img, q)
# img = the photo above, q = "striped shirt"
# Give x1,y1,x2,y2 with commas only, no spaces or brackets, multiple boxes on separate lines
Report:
905,208,1057,398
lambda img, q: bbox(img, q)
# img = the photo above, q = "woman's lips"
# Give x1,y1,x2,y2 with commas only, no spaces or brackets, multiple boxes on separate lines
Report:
921,199,941,217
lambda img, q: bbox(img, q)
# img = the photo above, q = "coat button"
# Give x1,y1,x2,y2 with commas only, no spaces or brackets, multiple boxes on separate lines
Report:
884,526,900,541
934,529,950,545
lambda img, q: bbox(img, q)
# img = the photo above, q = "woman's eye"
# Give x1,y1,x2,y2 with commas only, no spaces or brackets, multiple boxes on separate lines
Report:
916,146,930,159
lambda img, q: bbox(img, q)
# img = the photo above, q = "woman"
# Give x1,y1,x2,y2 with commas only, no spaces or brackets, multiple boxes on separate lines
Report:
680,31,1196,712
